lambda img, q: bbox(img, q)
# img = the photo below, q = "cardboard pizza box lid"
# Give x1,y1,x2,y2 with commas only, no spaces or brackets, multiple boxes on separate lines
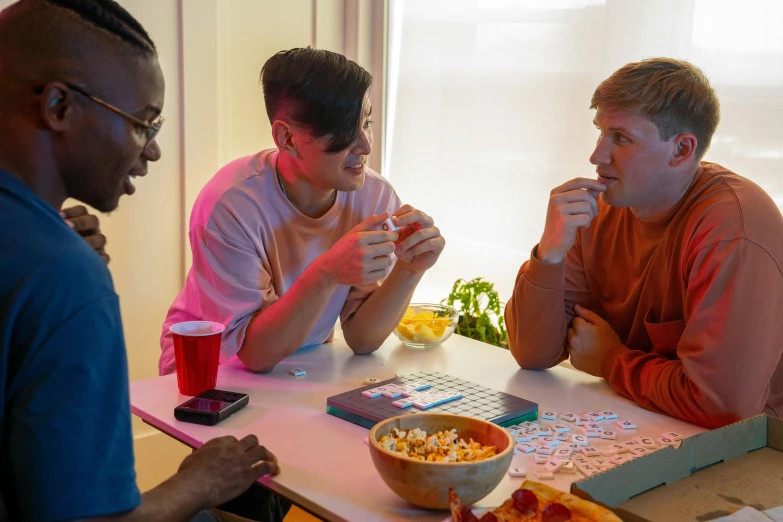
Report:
571,414,783,521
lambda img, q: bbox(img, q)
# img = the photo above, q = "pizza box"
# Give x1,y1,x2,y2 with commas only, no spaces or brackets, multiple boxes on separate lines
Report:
571,414,783,522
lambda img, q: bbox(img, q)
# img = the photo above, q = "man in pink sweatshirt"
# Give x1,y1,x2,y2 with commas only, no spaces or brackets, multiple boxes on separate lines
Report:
161,48,445,374
506,57,783,428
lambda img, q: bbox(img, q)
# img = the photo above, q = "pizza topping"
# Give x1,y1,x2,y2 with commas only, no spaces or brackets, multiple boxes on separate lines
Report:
460,505,479,522
541,502,572,522
478,512,498,522
512,488,539,513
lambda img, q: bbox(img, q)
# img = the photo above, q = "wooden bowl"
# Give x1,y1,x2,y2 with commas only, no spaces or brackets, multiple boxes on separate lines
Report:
368,413,514,509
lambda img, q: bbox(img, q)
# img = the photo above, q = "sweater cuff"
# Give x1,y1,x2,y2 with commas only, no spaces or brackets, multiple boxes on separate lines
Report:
524,244,567,289
601,343,627,381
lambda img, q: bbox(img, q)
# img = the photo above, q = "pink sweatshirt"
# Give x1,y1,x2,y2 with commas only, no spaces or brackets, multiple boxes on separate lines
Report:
506,163,783,428
159,150,401,375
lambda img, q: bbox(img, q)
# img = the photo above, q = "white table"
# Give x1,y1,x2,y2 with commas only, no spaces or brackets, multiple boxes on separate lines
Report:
130,333,705,521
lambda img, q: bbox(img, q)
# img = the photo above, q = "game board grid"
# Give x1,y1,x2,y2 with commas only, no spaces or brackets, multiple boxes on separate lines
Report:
326,371,538,427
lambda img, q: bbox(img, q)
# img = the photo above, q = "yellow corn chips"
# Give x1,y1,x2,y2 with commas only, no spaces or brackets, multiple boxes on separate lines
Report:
396,307,453,343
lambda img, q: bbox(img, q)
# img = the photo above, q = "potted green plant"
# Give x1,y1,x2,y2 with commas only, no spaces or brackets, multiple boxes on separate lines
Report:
442,277,508,348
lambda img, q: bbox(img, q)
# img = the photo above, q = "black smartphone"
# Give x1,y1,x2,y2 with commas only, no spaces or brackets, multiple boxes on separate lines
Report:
174,389,249,426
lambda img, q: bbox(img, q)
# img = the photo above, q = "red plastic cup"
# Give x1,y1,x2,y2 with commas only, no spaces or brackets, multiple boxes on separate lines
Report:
170,321,225,396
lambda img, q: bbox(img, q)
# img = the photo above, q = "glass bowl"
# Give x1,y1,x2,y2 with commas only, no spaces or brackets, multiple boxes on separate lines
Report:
393,303,459,348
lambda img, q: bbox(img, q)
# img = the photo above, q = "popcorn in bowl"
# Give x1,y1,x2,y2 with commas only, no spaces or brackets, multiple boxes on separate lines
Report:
394,303,459,347
378,427,498,462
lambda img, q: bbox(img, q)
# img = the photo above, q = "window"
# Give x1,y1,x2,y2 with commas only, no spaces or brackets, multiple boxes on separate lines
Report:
385,0,783,303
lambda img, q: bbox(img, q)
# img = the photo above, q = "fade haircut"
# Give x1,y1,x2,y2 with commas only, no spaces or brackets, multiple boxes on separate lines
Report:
8,0,156,56
591,57,720,160
261,47,372,154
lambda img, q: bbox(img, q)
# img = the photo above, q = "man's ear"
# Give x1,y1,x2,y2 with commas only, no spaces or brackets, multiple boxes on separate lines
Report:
271,120,298,158
670,133,698,167
39,82,75,131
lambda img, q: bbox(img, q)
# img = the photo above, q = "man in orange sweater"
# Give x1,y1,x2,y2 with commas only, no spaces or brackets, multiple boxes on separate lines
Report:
505,57,783,429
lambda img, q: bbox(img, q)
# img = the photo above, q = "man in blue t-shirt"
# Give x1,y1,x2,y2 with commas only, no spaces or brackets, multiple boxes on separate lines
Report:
0,1,281,521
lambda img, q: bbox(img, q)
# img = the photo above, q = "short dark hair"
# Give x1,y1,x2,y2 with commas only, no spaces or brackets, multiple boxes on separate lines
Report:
261,47,372,154
43,0,156,55
591,57,720,160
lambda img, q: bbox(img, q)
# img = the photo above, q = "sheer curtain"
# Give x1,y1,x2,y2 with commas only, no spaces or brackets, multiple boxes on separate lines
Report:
385,0,783,304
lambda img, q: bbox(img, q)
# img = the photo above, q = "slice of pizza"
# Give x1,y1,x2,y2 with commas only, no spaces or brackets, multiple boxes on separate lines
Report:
450,488,529,522
517,480,623,522
450,481,622,522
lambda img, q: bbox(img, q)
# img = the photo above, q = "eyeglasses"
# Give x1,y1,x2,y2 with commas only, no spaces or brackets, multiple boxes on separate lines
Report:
38,82,164,152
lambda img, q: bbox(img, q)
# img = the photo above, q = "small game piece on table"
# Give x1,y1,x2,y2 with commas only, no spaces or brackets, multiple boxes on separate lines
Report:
361,388,382,398
637,437,659,450
617,420,637,430
574,462,597,477
520,421,538,430
515,434,533,443
609,443,629,454
552,424,570,433
508,466,527,478
586,412,605,422
380,384,405,398
585,423,603,431
537,427,553,437
601,446,618,457
534,469,555,480
575,417,589,426
582,429,600,438
559,413,576,423
412,390,462,410
592,459,613,470
580,446,601,457
544,459,564,474
523,429,539,439
600,430,617,440
363,377,380,385
561,460,576,474
553,433,569,441
540,411,557,421
554,448,572,459
571,456,590,466
534,454,550,464
624,441,641,450
391,397,414,408
658,437,676,447
536,445,555,456
630,447,652,458
540,437,560,447
516,443,536,454
609,455,631,466
600,411,618,420
399,382,432,396
364,437,370,446
572,435,588,446
288,368,306,377
662,431,683,441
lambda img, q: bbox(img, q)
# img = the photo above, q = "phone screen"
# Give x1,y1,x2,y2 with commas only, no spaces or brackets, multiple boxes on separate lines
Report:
179,398,230,413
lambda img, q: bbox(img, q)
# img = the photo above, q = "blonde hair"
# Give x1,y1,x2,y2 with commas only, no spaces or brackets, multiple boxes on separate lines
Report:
591,58,720,160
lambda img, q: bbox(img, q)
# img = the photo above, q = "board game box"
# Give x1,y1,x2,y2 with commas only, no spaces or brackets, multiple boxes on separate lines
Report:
326,370,539,429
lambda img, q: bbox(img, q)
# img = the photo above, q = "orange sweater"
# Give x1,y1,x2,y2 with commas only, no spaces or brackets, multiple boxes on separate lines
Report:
505,163,783,428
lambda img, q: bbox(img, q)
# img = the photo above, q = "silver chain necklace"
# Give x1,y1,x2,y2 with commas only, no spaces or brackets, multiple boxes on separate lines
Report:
275,153,336,205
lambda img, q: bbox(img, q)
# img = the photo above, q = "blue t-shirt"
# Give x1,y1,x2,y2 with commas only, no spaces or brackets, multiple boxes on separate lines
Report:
0,170,140,520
